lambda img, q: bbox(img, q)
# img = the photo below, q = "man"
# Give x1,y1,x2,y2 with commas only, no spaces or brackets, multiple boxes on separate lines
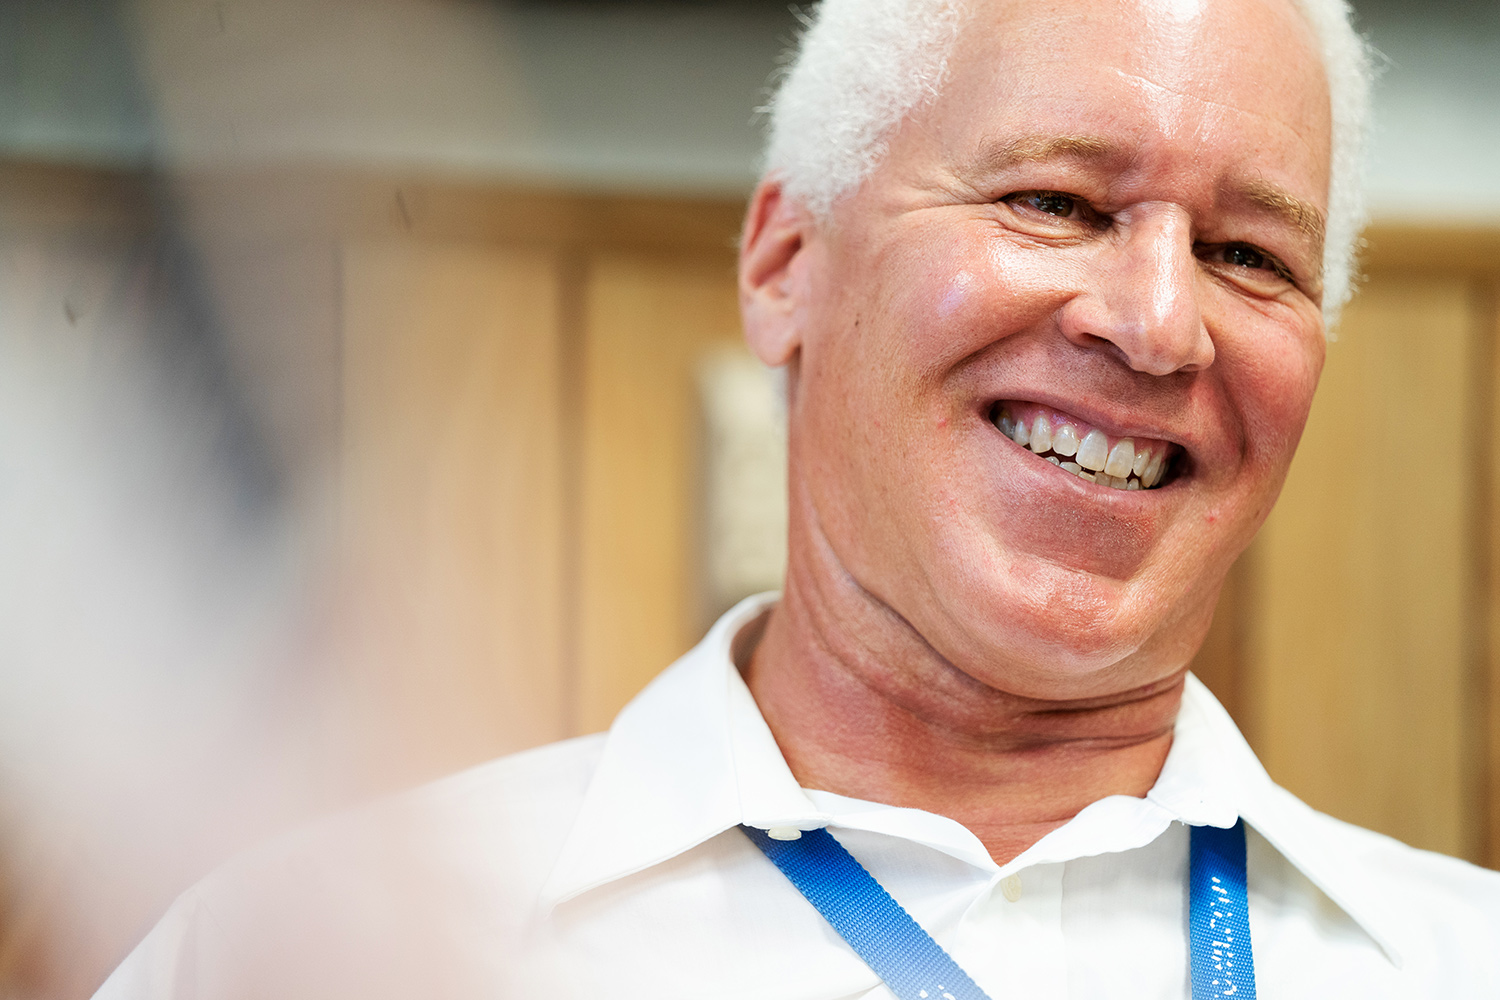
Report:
98,0,1500,996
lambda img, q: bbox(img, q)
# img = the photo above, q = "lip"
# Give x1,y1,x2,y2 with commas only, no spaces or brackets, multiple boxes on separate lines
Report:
980,392,1190,452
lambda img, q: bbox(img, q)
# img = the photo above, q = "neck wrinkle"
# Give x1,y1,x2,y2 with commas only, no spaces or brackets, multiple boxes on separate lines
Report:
743,513,1184,865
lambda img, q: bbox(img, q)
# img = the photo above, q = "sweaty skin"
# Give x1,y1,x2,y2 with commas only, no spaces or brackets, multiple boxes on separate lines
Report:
737,0,1331,864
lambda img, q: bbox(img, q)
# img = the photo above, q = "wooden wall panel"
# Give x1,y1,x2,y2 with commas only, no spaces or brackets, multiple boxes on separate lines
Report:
1248,277,1481,860
340,242,567,786
576,255,742,734
1484,279,1500,868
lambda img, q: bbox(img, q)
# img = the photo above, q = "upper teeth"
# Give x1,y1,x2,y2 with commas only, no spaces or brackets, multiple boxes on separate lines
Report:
994,405,1171,490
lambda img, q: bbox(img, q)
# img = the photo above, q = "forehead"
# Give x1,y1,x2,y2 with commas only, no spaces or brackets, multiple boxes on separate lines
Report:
922,0,1332,206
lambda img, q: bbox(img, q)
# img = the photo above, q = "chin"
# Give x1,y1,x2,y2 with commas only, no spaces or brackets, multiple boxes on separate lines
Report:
926,544,1200,695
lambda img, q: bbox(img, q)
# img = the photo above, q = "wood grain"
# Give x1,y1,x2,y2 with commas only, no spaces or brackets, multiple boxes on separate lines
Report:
575,253,744,733
1483,278,1500,867
340,241,568,785
1248,276,1482,860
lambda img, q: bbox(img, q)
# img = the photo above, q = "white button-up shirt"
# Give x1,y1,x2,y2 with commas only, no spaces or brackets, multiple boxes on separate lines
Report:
98,595,1500,999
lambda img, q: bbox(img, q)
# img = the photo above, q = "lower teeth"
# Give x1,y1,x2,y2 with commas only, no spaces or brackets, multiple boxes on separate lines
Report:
1025,440,1157,490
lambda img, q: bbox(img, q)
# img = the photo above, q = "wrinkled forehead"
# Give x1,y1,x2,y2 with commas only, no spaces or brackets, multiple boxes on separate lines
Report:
950,0,1327,100
921,0,1332,201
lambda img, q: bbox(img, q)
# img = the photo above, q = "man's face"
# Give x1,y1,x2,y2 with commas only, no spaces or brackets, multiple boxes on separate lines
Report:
780,0,1331,697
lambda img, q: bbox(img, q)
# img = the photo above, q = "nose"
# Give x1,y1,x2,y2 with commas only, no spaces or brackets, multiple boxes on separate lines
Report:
1056,207,1214,376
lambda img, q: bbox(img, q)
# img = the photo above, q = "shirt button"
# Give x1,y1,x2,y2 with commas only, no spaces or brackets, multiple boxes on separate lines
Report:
1000,873,1023,902
766,826,803,841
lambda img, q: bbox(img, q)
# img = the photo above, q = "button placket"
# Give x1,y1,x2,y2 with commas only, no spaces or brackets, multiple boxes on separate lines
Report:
951,863,1067,999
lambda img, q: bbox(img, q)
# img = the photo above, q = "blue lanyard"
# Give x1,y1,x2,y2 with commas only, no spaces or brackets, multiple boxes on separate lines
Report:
742,819,1256,999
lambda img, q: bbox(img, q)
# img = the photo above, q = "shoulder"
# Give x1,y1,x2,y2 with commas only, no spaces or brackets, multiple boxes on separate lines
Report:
1263,783,1500,987
1295,796,1500,911
199,732,608,886
93,734,609,999
407,731,609,823
397,732,609,879
232,731,610,904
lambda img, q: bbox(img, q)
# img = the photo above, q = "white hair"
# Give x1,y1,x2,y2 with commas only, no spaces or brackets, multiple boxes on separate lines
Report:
763,0,1375,328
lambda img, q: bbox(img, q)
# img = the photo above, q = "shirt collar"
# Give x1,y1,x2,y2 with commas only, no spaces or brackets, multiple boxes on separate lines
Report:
1171,671,1407,967
540,593,1404,967
540,594,813,910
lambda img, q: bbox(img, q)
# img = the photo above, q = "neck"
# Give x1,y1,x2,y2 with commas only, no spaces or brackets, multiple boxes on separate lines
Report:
742,557,1184,866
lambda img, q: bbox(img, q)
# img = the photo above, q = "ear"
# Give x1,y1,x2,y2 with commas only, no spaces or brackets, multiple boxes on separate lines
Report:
739,177,814,368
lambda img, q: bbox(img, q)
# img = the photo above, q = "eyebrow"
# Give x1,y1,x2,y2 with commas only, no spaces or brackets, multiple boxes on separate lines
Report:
1240,177,1326,251
967,134,1327,270
972,134,1118,172
971,135,1326,249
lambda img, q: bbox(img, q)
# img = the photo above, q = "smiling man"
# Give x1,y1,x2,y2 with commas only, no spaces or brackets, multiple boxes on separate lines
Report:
737,0,1335,870
97,0,1500,997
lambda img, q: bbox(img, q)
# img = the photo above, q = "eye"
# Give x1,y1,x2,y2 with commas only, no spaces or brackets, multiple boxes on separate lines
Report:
1001,190,1105,229
1024,192,1076,217
1206,242,1292,280
1225,244,1268,269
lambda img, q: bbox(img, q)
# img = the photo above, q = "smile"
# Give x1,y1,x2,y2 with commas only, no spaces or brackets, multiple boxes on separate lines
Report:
992,402,1178,491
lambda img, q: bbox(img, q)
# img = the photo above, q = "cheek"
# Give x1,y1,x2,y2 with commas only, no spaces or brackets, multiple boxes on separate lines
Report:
1231,326,1325,471
937,269,974,319
882,230,1083,373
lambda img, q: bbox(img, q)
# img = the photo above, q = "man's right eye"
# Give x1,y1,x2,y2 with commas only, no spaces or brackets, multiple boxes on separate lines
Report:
1025,192,1076,217
1001,191,1104,229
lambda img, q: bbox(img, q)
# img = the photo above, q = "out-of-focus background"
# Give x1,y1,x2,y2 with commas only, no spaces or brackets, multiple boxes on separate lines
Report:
0,0,1496,993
